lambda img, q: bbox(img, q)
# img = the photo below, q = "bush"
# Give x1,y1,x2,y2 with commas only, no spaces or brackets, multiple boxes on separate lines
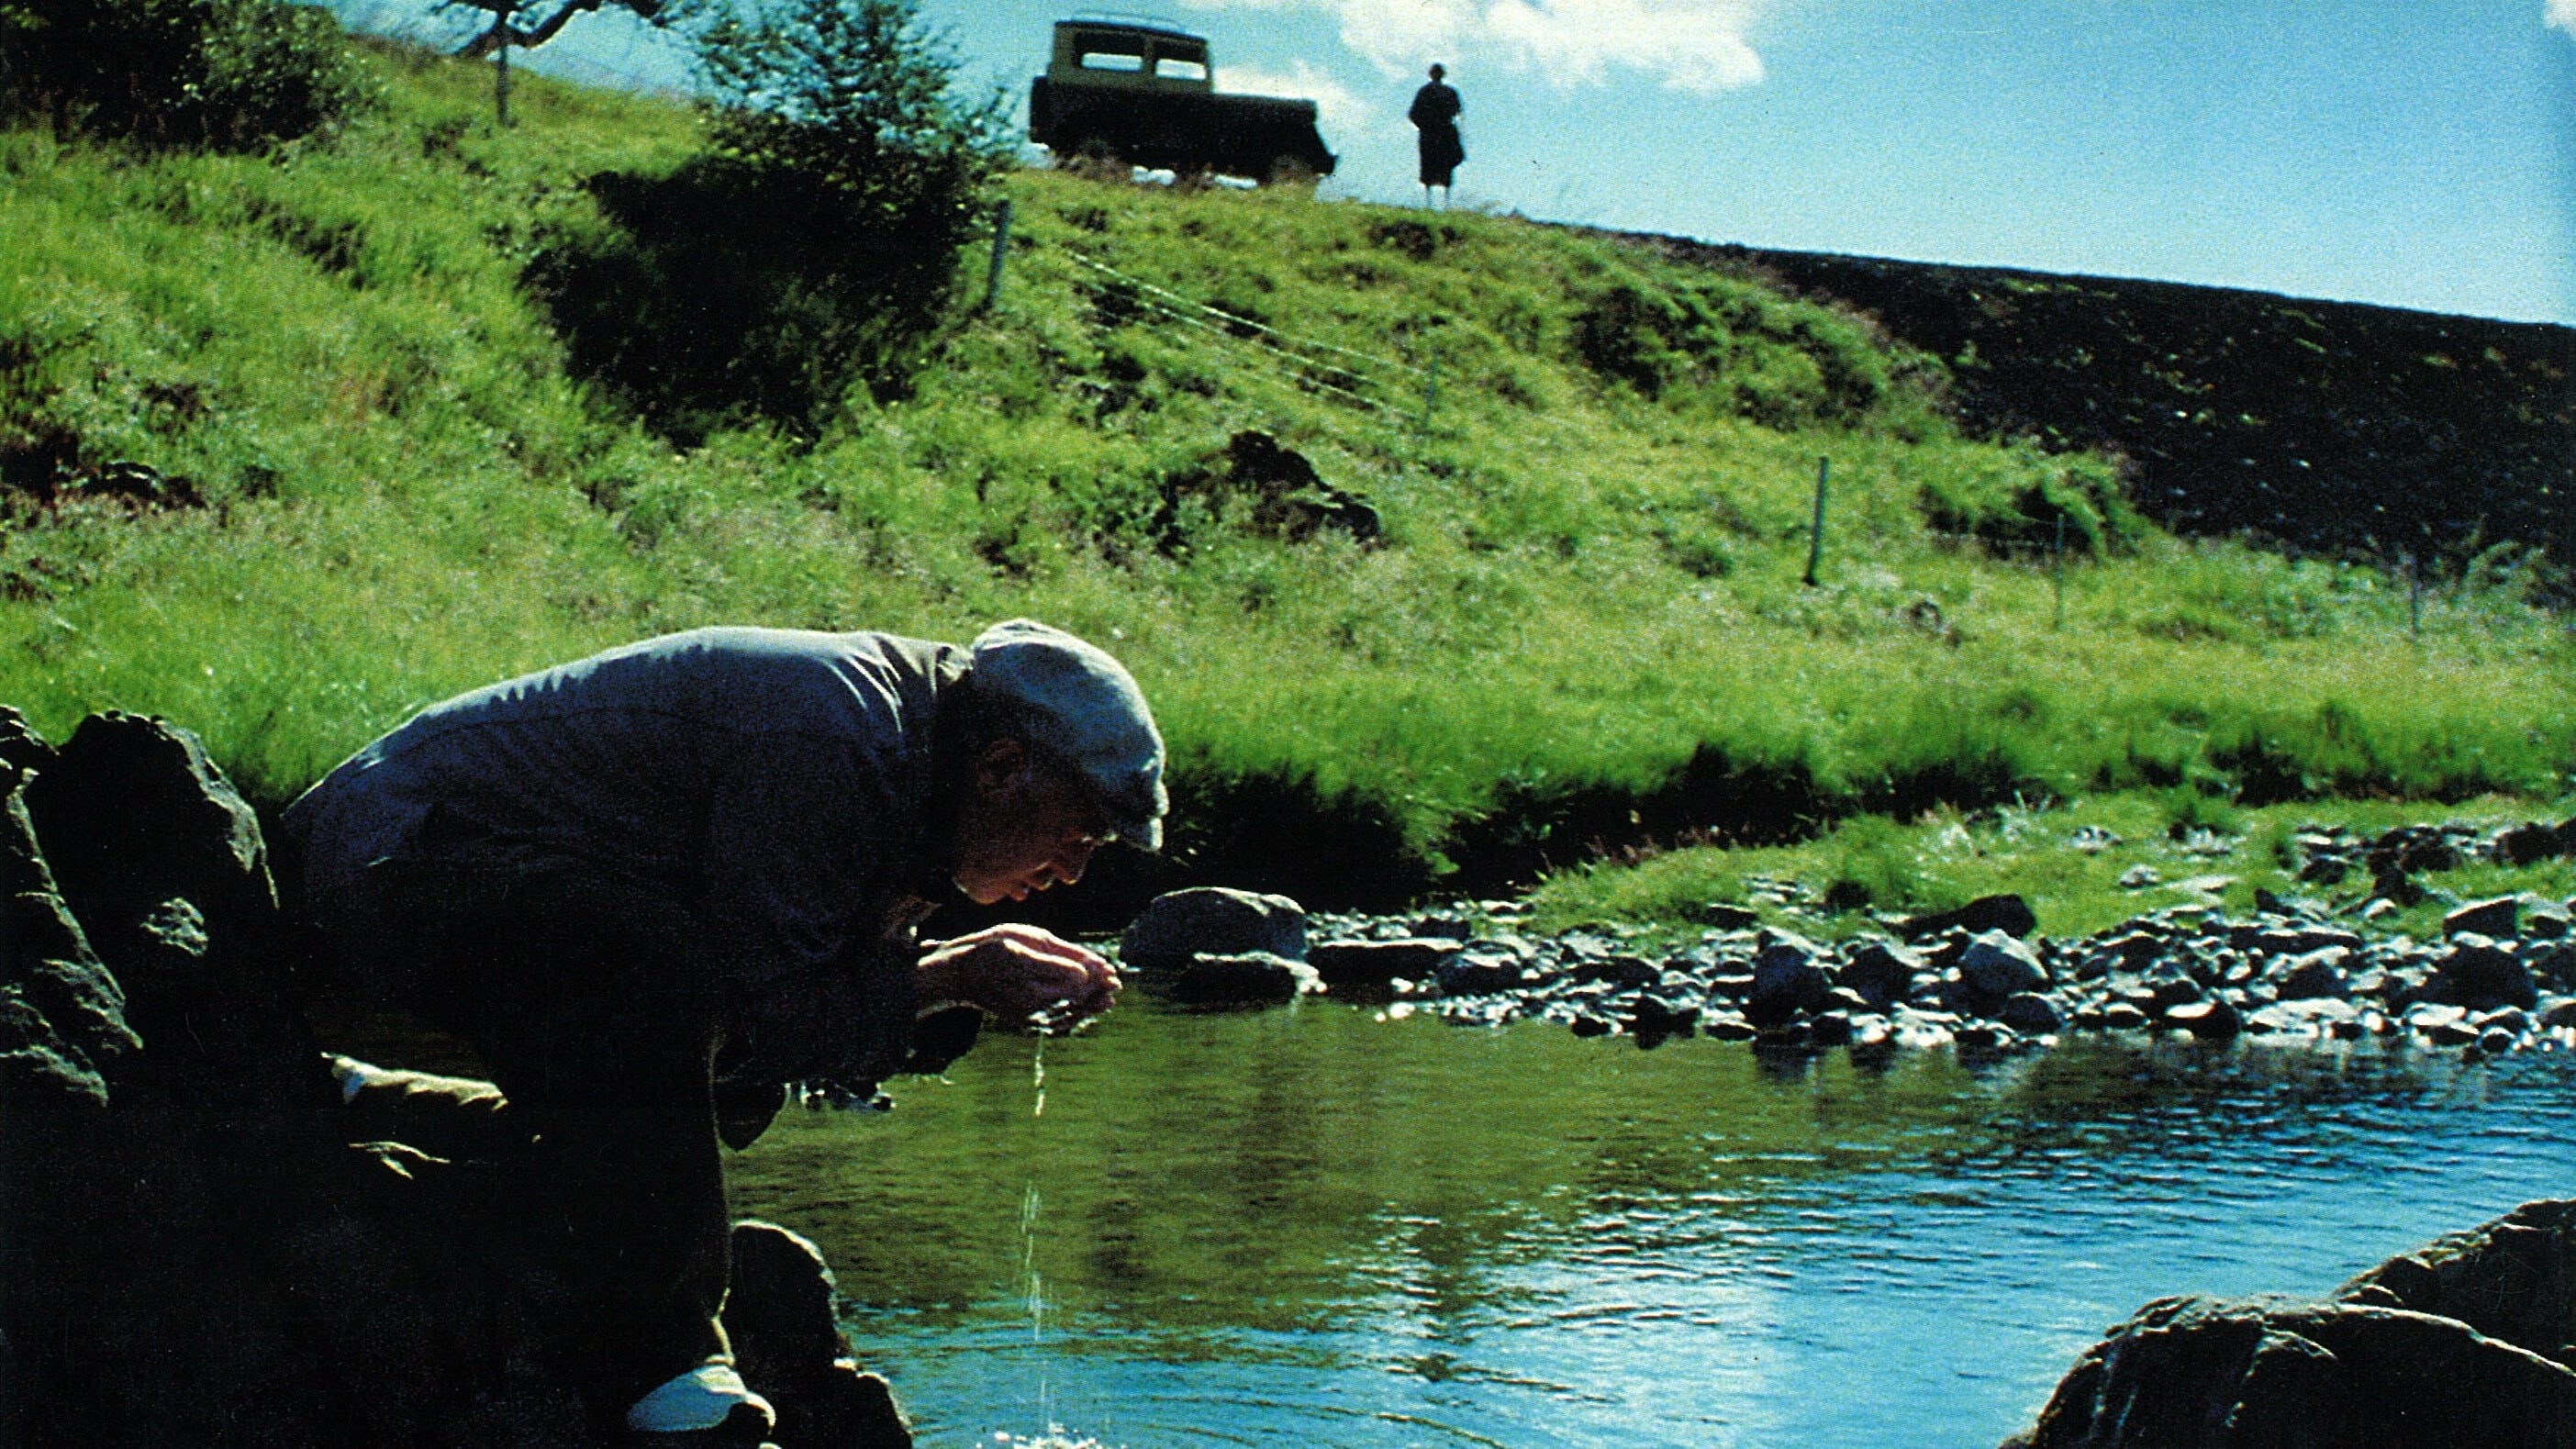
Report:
530,0,1013,436
0,0,373,149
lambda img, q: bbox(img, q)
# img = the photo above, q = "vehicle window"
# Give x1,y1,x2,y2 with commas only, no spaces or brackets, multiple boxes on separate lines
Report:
1078,49,1144,72
1154,57,1209,81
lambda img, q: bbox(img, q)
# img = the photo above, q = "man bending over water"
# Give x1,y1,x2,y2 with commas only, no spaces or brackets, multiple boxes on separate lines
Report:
284,619,1163,1446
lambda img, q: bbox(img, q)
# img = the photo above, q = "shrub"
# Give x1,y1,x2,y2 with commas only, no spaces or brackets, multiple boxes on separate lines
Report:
0,0,374,149
530,0,1014,436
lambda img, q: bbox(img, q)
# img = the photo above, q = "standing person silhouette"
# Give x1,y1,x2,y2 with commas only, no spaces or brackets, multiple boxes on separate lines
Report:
1409,62,1464,208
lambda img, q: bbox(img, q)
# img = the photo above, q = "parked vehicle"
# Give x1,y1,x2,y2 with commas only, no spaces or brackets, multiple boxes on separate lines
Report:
1028,17,1336,184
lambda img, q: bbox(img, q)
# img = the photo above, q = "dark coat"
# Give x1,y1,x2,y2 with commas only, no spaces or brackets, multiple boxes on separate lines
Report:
1409,80,1464,185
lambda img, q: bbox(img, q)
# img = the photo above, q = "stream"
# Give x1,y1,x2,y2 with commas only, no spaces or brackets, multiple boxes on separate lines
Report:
730,998,2576,1448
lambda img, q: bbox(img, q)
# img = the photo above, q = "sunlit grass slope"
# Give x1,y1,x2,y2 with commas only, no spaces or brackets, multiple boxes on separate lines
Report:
0,38,2567,905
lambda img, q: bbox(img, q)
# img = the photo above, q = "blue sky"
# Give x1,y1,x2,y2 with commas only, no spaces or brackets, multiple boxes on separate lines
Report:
331,1,2576,324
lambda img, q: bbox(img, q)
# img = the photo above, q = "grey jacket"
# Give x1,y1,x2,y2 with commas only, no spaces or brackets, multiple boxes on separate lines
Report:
283,626,973,1097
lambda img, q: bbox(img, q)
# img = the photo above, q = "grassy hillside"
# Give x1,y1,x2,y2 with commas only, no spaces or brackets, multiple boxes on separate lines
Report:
1668,241,2576,581
1,37,2569,915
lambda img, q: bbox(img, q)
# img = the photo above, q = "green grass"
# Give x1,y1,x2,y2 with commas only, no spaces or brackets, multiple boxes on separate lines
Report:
1529,791,2576,941
2,35,2570,905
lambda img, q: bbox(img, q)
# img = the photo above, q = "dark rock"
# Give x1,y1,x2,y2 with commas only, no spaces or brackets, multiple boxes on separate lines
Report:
2272,947,2351,1001
23,713,321,1109
1999,993,2064,1035
727,1221,915,1449
1953,1022,2006,1052
2529,910,2571,941
2542,999,2576,1030
1898,893,2036,942
2492,820,2570,866
2014,1294,2576,1448
1307,937,1459,989
2098,931,2166,970
1746,934,1832,1026
0,705,51,775
1809,1011,1855,1047
1568,1013,1613,1038
0,770,139,1108
1697,902,1758,929
2370,867,2426,907
1958,931,2048,999
1704,1012,1757,1042
1121,887,1307,972
1822,986,1875,1015
2164,998,2242,1041
1433,954,1525,998
2334,1198,2576,1367
1567,953,1660,990
2141,975,2204,1011
1410,912,1474,940
1627,996,1697,1048
2443,896,2520,940
2424,937,2539,1012
1165,951,1321,1007
2371,826,2464,876
1836,940,1920,1009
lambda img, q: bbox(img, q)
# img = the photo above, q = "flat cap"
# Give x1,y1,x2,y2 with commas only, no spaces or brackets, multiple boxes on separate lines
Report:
969,619,1166,851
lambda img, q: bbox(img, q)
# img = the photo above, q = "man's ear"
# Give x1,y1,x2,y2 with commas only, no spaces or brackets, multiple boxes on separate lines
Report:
973,736,1031,795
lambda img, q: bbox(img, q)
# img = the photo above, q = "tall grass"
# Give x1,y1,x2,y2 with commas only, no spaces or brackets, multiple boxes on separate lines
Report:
0,39,2568,904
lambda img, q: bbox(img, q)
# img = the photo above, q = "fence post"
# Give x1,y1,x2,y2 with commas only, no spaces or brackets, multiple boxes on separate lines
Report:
2051,514,2066,628
1802,456,1828,586
980,198,1013,312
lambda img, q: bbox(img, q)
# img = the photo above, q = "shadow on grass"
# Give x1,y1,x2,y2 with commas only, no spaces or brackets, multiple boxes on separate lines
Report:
526,160,965,443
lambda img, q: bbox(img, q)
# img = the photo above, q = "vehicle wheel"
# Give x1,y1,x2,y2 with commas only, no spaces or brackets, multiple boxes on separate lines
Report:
1065,135,1127,182
1265,154,1318,189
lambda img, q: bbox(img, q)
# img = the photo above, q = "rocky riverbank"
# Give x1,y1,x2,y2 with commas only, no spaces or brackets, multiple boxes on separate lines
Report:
1121,881,2576,1060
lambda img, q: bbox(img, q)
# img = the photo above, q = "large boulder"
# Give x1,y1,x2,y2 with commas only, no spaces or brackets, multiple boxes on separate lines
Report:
727,1221,916,1449
2012,1296,2576,1447
20,710,324,1108
1119,887,1307,974
2336,1198,2576,1365
0,765,139,1107
2010,1198,2576,1448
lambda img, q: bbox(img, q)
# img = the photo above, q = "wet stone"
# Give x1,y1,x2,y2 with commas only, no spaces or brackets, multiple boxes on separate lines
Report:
1999,992,2065,1035
2444,896,2521,940
1835,940,1919,1009
1959,931,2048,998
2165,998,2243,1041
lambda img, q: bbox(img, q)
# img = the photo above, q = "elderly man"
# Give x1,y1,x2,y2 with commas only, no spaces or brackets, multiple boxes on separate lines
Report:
283,619,1161,1446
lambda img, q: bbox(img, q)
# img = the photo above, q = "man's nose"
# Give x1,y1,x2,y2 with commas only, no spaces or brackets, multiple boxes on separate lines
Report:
1056,839,1097,885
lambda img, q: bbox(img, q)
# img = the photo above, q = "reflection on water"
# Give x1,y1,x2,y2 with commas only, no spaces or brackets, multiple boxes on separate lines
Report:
729,1000,2576,1448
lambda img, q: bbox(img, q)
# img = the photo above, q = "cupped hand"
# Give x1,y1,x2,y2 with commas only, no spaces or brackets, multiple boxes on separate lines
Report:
916,923,1120,1031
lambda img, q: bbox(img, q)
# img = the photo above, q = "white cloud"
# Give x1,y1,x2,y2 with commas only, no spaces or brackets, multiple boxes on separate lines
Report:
2550,0,2576,35
1222,61,1379,139
1188,0,1769,94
